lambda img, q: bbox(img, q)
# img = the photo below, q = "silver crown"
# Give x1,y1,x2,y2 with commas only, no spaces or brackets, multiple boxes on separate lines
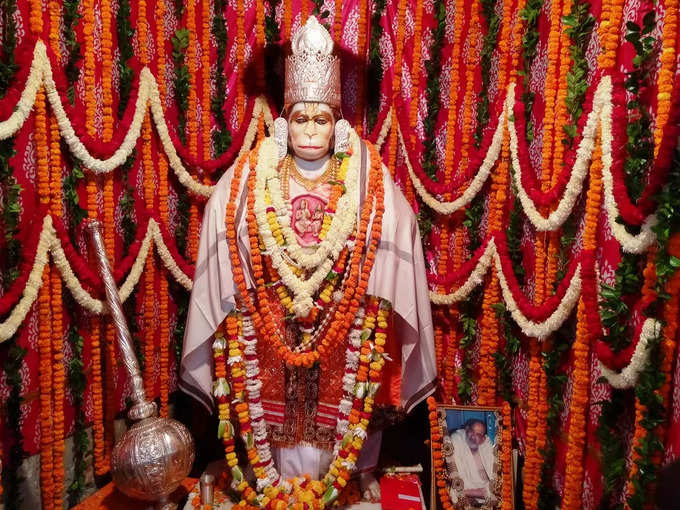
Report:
284,17,341,108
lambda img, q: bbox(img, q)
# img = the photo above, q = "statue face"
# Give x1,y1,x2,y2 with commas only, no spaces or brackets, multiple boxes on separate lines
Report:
287,102,335,161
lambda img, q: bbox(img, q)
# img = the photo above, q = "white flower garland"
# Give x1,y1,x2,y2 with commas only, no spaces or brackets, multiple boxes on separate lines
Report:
0,40,270,198
261,131,361,270
399,74,659,250
403,101,507,215
598,318,662,388
429,241,496,305
0,215,194,341
374,108,392,151
493,252,582,339
598,95,658,254
253,138,359,316
0,216,52,341
429,238,582,339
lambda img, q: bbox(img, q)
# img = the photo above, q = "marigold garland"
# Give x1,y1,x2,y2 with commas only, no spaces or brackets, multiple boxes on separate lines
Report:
653,0,678,156
427,397,453,510
522,341,542,508
80,0,106,475
477,114,510,406
333,0,343,40
501,402,513,510
100,0,118,469
561,141,603,510
48,7,66,502
36,85,55,510
156,0,171,418
385,0,407,178
596,0,624,70
540,0,564,181
142,114,157,399
236,0,246,123
458,4,482,173
284,0,293,39
235,140,384,367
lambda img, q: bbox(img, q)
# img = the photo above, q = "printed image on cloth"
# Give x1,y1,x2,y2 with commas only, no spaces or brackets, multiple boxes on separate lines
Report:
291,193,327,246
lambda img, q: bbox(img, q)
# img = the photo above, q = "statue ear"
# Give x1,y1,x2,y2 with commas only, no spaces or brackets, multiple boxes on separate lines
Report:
273,117,288,160
334,119,350,155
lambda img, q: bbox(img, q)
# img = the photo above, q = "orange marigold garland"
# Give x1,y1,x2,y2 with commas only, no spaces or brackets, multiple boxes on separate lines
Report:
386,0,408,177
36,86,55,510
428,397,454,510
47,4,66,506
478,117,510,406
81,0,106,475
333,0,343,40
100,0,119,469
596,0,624,70
236,0,246,123
156,0,171,419
501,402,513,510
141,113,157,399
402,0,424,205
561,141,603,510
522,341,542,508
653,0,678,156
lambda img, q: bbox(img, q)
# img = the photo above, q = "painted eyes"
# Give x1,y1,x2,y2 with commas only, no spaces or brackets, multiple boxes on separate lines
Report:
293,116,329,125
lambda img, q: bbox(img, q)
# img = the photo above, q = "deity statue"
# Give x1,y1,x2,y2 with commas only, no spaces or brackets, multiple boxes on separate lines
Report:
180,17,436,507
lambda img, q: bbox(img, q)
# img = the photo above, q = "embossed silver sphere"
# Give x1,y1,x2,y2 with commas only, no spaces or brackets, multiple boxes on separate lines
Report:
111,416,195,501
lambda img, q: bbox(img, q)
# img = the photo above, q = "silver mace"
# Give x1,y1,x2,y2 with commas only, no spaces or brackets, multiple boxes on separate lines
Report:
86,220,195,509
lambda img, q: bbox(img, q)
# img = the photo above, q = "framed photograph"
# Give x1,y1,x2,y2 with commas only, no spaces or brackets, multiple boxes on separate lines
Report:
430,405,513,510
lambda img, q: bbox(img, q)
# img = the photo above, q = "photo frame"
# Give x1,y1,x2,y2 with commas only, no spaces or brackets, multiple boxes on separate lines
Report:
430,404,514,510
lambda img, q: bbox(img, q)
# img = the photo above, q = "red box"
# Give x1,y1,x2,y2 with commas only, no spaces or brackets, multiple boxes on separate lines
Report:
380,474,424,510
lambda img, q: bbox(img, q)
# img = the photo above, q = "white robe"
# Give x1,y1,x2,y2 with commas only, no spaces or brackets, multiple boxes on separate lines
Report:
449,429,495,500
179,139,436,475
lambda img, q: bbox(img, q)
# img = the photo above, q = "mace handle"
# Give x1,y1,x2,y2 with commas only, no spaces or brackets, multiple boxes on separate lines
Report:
86,220,156,421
